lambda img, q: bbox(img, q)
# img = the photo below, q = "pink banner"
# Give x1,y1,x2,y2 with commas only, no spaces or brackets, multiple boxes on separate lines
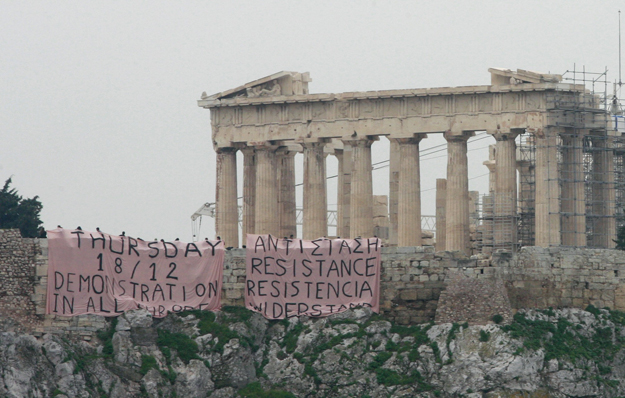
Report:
245,235,381,319
46,228,224,317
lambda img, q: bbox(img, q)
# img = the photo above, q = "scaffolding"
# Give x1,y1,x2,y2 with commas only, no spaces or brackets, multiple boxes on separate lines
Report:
543,66,622,247
478,193,519,253
475,66,624,253
517,132,535,247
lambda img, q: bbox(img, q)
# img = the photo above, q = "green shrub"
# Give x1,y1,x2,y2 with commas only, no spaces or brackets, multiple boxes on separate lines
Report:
96,317,118,357
282,322,304,354
161,346,172,363
162,365,177,384
408,347,420,361
157,329,199,364
479,330,491,342
445,323,462,361
492,314,504,324
180,308,256,353
598,364,612,375
430,342,441,364
223,305,254,322
389,323,431,346
502,311,624,364
238,382,296,398
586,305,601,317
368,352,392,370
309,331,361,358
140,355,159,375
541,307,556,317
304,362,321,385
375,368,432,390
375,368,404,386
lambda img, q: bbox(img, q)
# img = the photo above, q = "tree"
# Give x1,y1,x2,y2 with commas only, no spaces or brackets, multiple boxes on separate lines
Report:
0,178,44,238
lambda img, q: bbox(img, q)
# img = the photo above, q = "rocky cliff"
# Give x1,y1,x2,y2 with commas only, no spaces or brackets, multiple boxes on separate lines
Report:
2,306,625,398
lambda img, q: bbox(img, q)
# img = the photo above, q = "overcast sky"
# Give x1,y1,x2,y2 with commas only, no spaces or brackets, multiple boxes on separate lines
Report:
1,1,623,241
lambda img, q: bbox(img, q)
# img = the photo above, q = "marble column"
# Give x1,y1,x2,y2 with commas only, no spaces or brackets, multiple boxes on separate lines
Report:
444,132,472,254
469,191,479,225
483,144,496,193
389,139,400,246
481,194,494,255
482,146,496,253
342,144,352,238
560,131,586,247
435,179,447,252
242,147,256,237
303,142,328,239
493,130,519,250
516,159,535,247
215,147,239,247
335,149,346,238
397,137,424,246
534,129,561,247
349,139,374,238
277,149,297,239
254,146,279,236
591,136,616,248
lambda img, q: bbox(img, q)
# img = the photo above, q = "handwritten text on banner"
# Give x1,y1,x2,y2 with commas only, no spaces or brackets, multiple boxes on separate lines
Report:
46,228,224,317
245,234,381,319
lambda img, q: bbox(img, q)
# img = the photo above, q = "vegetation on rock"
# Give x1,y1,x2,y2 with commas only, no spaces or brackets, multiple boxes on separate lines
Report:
5,306,625,397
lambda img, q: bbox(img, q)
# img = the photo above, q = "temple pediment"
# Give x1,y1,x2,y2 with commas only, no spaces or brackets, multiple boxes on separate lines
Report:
200,71,312,103
489,68,562,85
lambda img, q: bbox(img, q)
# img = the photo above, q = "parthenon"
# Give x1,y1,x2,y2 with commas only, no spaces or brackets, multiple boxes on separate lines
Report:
199,68,621,253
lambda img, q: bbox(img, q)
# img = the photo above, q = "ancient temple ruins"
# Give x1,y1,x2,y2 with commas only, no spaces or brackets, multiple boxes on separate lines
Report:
199,68,622,254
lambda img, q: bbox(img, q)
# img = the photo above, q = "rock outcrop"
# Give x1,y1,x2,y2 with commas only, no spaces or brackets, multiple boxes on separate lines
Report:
1,306,625,397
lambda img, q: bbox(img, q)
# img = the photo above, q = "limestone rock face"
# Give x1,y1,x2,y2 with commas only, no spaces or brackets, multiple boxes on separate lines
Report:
123,309,153,328
173,359,214,397
2,307,625,397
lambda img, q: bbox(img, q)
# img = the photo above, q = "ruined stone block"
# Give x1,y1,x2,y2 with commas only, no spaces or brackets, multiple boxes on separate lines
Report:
400,289,417,301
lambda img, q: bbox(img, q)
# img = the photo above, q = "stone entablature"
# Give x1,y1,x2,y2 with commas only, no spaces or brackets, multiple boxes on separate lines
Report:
201,81,585,148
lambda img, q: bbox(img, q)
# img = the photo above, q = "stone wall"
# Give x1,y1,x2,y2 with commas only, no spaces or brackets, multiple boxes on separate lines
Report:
221,246,465,324
492,247,625,311
378,246,450,323
0,229,109,337
221,248,246,307
4,229,625,331
0,229,40,330
221,246,625,324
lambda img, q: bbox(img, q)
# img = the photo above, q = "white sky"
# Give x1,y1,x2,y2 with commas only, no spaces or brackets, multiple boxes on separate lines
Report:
1,1,623,241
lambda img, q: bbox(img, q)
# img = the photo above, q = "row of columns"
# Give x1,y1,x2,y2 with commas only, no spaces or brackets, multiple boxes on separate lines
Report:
534,129,615,248
215,132,476,252
435,128,616,252
215,135,432,247
479,128,616,250
216,128,616,251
